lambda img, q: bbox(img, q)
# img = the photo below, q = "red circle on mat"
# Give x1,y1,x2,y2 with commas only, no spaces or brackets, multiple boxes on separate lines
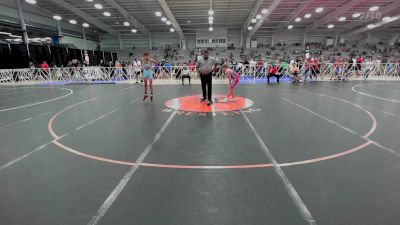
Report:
165,95,254,113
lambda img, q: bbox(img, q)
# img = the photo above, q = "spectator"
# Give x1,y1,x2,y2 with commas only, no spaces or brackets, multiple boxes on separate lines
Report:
267,63,279,84
41,61,49,71
181,64,191,85
133,59,142,83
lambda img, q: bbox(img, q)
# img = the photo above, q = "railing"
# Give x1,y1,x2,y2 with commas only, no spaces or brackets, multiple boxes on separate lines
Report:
0,63,399,84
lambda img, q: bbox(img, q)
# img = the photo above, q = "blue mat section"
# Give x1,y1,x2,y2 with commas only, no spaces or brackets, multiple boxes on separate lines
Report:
35,75,299,86
37,80,118,86
239,77,293,84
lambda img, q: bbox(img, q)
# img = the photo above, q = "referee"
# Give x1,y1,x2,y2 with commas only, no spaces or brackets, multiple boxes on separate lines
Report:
196,50,217,106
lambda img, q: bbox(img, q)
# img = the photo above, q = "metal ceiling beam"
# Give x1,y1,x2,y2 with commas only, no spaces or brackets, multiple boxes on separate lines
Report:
103,0,149,35
48,0,117,34
306,0,363,31
389,32,400,45
343,15,400,37
157,0,185,40
277,0,313,31
247,0,282,39
342,1,400,36
242,0,264,32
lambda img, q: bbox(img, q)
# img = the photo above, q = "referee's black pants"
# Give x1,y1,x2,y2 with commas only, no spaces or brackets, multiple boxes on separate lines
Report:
200,73,212,101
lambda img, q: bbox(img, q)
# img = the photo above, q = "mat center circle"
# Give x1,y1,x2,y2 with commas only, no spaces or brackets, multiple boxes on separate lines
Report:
165,95,254,113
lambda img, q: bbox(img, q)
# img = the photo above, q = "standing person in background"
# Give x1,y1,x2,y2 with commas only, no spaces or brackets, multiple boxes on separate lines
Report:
29,62,36,80
303,58,313,81
142,52,158,102
188,60,196,73
196,50,217,106
249,58,256,74
364,57,373,80
256,58,264,77
127,62,134,81
356,55,363,78
133,59,142,83
114,60,124,79
164,61,172,79
41,61,49,70
279,60,288,77
41,61,49,79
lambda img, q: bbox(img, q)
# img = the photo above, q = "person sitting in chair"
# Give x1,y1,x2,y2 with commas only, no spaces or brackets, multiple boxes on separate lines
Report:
267,63,279,84
181,64,191,85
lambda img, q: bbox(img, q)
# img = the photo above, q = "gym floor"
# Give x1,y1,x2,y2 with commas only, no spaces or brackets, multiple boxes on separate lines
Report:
1,80,400,225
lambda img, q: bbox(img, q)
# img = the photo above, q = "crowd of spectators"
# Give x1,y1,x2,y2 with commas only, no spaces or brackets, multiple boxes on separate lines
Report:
20,42,400,83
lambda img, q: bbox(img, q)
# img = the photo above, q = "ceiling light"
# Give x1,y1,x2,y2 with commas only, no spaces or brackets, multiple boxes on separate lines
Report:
209,27,213,32
256,14,262,19
382,16,398,22
353,13,361,18
0,32,12,35
94,4,103,9
103,12,111,17
261,9,268,14
251,18,257,23
288,25,293,29
338,16,346,21
69,20,77,24
86,0,93,2
209,20,213,24
25,0,37,4
155,11,162,17
208,10,214,16
53,15,62,20
367,24,375,29
123,21,130,26
170,28,175,32
248,26,253,30
295,17,301,22
369,6,379,11
327,24,334,29
315,7,324,13
166,21,171,25
208,16,214,21
82,23,89,27
304,14,311,19
131,29,137,33
161,17,167,22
